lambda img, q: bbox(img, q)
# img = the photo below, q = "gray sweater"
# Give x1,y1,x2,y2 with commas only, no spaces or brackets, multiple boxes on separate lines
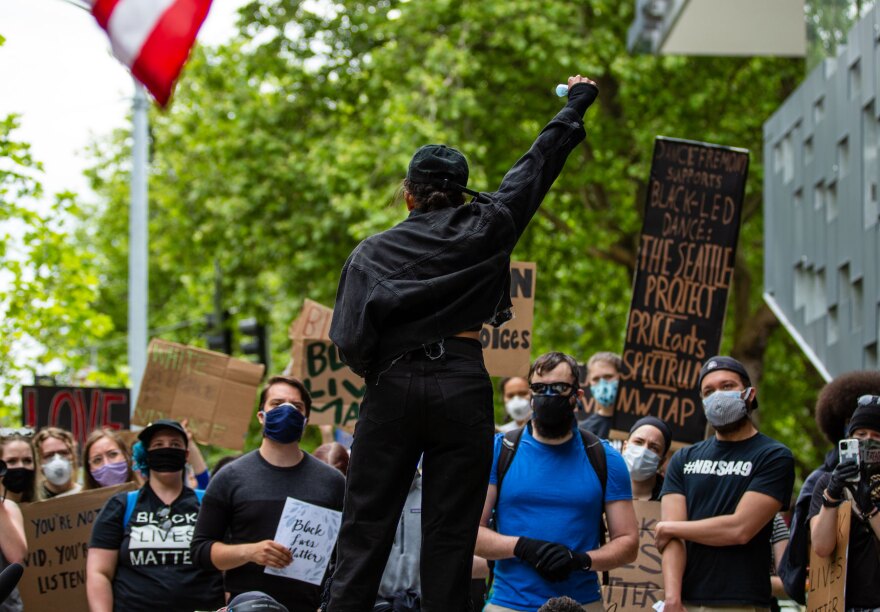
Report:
191,450,345,612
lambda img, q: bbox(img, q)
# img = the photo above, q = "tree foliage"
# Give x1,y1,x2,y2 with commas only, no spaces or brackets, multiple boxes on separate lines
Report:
14,0,842,475
0,65,117,418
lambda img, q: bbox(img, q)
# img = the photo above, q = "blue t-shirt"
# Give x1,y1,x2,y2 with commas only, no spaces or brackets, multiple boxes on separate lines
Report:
489,426,632,610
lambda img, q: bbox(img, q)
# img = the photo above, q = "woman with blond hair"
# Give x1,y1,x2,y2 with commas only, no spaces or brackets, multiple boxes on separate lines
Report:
33,427,81,500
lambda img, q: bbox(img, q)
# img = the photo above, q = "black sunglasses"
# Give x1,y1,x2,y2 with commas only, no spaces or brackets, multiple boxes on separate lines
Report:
157,506,173,532
529,382,576,396
857,395,880,407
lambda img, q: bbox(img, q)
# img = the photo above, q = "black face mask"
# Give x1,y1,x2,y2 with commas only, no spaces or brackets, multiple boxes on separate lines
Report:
146,448,187,473
532,394,575,439
2,467,35,494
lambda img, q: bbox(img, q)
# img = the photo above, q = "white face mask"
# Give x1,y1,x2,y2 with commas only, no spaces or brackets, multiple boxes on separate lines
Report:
42,453,73,487
622,444,661,482
505,396,531,422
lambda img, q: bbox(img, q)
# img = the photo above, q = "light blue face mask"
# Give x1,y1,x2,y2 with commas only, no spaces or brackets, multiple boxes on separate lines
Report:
590,379,619,408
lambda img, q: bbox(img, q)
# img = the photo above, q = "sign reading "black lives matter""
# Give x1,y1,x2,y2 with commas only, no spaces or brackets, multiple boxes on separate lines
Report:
613,137,749,443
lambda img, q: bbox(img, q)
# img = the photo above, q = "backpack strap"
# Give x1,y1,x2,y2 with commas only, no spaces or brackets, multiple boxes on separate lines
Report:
496,427,526,499
123,488,207,529
123,490,139,528
578,428,609,585
578,428,607,496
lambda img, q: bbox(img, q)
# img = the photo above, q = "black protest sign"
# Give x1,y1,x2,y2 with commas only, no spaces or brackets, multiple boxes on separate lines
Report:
614,138,749,443
22,385,130,447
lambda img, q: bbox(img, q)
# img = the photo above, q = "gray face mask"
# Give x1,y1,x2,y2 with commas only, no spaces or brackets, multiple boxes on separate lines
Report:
702,388,752,428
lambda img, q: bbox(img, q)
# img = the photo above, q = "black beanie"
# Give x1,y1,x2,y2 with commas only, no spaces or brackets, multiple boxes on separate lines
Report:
629,416,673,455
846,395,880,436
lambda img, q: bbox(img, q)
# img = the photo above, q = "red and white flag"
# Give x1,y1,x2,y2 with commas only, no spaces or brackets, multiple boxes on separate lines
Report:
90,0,213,107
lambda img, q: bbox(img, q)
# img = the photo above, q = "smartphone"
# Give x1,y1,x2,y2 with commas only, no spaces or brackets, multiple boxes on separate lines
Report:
838,438,861,482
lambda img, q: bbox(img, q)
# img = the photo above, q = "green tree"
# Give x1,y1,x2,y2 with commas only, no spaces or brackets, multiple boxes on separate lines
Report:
78,0,829,474
0,98,118,418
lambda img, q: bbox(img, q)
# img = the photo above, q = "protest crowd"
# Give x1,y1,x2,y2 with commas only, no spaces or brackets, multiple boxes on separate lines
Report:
0,358,878,612
1,75,879,612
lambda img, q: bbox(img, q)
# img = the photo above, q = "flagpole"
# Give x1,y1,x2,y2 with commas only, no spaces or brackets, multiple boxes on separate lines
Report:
129,82,149,409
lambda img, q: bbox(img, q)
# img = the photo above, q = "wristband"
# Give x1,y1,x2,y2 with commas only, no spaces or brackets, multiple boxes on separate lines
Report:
822,491,844,508
581,552,593,572
865,505,880,520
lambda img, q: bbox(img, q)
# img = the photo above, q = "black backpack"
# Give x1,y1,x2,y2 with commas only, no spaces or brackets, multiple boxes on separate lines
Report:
489,425,609,587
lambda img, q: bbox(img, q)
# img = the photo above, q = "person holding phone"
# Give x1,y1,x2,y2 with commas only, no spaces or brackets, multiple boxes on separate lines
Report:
808,395,880,610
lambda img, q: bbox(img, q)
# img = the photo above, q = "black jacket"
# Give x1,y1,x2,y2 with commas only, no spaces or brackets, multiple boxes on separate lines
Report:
330,84,597,377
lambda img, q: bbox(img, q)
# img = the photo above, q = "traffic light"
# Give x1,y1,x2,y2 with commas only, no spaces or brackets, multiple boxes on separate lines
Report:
239,318,269,368
205,311,232,354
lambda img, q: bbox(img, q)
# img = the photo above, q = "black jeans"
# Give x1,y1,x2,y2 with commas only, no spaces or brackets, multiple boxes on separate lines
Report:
327,338,494,612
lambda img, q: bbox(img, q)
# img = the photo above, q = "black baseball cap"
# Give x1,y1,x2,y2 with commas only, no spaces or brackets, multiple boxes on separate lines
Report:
407,144,479,196
698,356,758,409
137,419,187,445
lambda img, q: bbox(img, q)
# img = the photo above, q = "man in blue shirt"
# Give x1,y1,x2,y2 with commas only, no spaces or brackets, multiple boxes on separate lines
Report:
475,352,638,611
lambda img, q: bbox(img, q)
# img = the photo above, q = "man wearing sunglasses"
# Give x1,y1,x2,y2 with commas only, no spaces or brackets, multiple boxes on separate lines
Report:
476,352,638,612
656,356,794,612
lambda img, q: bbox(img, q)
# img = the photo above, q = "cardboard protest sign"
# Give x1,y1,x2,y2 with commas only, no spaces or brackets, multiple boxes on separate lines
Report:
481,262,536,378
20,483,136,612
22,386,130,447
288,300,364,428
807,501,851,612
265,497,342,585
614,138,749,443
608,500,663,588
288,298,334,342
602,585,665,612
290,339,364,428
133,339,264,450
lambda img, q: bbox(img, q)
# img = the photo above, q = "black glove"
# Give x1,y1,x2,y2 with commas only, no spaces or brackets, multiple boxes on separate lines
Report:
826,460,859,500
536,545,593,582
514,537,554,568
515,538,592,583
853,473,880,515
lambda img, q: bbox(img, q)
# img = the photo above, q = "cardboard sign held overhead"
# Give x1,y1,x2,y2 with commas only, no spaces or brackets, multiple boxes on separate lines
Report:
20,483,136,612
21,385,130,447
481,261,536,378
289,300,364,429
133,340,265,450
288,298,334,342
290,339,364,428
614,138,749,443
807,501,851,612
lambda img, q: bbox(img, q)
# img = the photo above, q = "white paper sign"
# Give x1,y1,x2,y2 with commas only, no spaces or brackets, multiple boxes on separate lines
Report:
264,497,342,585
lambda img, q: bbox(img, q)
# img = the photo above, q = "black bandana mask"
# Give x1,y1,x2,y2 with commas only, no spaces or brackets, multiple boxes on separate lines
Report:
532,394,576,438
145,447,187,473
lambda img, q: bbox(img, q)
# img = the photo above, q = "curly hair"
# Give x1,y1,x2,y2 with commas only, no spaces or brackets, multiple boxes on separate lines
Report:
815,370,880,443
404,179,466,212
538,596,584,612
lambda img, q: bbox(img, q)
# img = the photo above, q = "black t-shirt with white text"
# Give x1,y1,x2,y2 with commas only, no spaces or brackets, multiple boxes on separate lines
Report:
89,485,224,612
807,472,880,608
661,432,794,606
